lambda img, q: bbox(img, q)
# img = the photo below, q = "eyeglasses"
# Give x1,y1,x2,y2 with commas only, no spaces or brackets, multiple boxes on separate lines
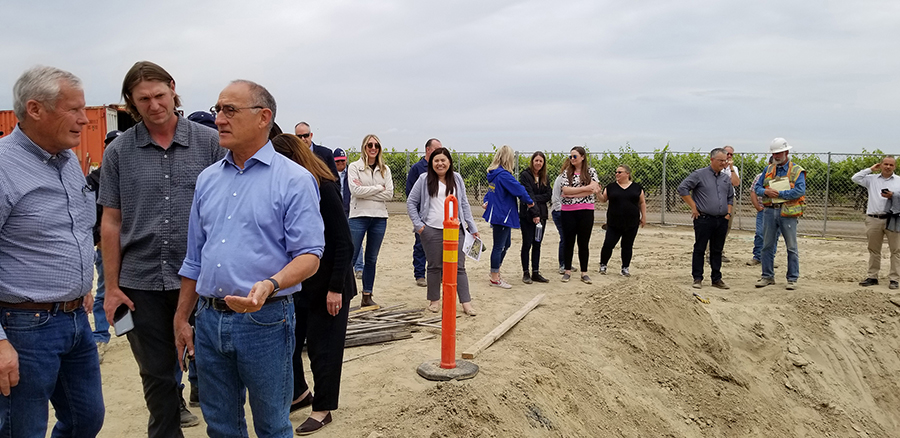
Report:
615,171,625,174
366,142,381,149
570,155,580,160
296,133,311,139
210,104,264,119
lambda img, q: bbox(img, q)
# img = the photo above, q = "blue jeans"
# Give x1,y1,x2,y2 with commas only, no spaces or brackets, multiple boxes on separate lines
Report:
761,207,800,281
195,297,295,438
349,217,387,294
752,209,778,260
353,248,364,273
92,248,110,343
551,210,564,268
490,224,512,273
412,232,426,279
0,306,105,437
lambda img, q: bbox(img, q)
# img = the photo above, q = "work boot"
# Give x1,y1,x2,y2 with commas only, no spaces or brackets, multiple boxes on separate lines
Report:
180,397,200,428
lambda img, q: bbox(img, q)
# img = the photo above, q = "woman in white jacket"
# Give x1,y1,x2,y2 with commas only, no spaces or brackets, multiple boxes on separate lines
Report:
348,134,393,307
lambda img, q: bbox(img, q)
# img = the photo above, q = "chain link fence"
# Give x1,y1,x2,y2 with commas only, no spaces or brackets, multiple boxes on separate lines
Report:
346,149,885,238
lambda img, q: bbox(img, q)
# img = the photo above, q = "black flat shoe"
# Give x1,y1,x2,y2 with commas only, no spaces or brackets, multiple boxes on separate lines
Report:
296,412,332,435
531,272,550,283
290,392,313,413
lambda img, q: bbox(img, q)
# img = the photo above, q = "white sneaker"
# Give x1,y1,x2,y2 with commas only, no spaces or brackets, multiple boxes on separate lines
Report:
489,278,512,289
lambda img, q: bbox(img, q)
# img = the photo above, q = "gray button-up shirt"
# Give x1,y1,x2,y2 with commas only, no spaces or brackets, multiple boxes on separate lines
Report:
0,126,95,340
99,116,224,291
677,165,734,216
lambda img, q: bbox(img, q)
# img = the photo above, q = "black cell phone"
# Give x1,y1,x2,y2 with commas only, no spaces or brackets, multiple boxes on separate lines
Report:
882,188,890,194
181,348,193,372
113,305,134,337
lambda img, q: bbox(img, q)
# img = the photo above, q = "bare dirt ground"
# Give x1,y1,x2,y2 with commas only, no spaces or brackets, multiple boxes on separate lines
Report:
84,207,900,438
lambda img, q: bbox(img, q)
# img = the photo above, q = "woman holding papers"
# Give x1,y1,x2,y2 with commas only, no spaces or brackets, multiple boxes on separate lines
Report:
407,147,480,316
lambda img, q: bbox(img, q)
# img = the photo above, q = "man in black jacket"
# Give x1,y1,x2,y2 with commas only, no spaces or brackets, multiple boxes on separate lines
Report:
294,121,338,178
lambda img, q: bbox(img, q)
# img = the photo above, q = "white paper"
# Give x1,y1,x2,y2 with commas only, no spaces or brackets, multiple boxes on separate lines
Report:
462,228,484,262
768,177,791,204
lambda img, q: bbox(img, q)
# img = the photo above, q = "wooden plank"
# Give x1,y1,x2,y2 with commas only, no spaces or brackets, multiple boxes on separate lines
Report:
345,331,413,348
461,294,545,360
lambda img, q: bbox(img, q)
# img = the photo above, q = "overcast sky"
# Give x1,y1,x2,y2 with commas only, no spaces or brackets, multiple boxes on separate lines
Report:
2,0,898,154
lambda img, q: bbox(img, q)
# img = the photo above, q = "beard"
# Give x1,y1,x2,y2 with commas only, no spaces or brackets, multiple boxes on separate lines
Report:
773,154,787,165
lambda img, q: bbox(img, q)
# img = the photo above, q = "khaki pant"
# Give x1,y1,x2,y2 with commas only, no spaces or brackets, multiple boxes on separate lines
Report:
866,216,900,281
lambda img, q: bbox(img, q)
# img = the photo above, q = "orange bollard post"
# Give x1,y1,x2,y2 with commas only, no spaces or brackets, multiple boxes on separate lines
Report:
440,195,460,369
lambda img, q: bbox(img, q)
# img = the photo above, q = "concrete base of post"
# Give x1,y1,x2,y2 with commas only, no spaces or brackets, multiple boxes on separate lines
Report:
416,359,479,381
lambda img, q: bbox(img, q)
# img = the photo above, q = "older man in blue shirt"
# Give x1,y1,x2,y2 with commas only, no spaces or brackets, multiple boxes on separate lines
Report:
678,148,734,290
753,138,806,290
175,80,325,438
0,67,104,437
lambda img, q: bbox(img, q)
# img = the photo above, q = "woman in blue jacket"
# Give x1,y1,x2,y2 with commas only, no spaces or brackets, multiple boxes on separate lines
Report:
483,145,534,288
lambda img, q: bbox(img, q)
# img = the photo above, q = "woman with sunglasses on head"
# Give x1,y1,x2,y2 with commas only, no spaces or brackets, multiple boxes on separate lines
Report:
597,165,647,277
348,134,393,307
407,147,479,315
560,146,601,284
518,151,552,284
483,145,534,289
271,134,356,435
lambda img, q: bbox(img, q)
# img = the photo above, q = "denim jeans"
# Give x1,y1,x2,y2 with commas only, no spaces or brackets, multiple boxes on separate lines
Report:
92,247,110,343
353,248,364,273
761,207,800,281
195,297,296,438
751,209,777,261
412,232,426,279
692,215,728,282
490,224,512,273
349,217,387,294
0,307,105,437
551,210,564,268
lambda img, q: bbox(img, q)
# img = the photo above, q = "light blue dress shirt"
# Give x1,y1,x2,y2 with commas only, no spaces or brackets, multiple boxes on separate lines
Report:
179,142,325,298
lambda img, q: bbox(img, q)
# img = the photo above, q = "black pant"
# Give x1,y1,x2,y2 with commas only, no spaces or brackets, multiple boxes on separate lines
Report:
292,292,351,411
600,225,639,268
692,215,729,282
122,288,184,438
520,218,545,273
561,209,594,272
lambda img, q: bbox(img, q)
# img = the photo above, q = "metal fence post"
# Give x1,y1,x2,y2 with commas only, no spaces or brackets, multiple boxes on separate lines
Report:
738,153,745,230
823,152,831,236
661,151,667,225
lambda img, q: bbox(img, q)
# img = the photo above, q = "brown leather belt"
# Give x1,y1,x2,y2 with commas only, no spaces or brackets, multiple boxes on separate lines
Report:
0,297,85,313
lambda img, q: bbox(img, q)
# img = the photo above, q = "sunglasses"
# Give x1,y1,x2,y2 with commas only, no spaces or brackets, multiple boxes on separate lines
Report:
570,155,580,160
615,171,625,174
296,133,311,139
366,142,381,149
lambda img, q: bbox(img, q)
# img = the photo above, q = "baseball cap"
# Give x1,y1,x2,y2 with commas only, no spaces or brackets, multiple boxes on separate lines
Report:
333,148,347,161
769,138,792,154
187,111,217,130
104,130,123,146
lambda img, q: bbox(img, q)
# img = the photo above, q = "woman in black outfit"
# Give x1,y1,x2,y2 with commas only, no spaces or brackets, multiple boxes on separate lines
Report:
597,164,647,277
519,151,552,283
272,134,357,435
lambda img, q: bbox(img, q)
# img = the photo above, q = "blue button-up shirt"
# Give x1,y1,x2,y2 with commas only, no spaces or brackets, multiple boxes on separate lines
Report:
677,165,734,216
179,142,325,298
0,126,95,340
753,160,807,200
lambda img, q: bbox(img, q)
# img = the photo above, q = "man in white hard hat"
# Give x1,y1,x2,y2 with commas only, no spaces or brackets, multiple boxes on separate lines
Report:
753,138,807,290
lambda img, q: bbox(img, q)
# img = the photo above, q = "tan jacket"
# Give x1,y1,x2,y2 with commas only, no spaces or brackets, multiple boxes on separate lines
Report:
348,158,393,218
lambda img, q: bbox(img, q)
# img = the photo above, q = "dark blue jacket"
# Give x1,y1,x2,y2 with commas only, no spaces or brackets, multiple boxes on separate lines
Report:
312,143,339,179
340,169,351,216
405,157,428,196
483,168,533,228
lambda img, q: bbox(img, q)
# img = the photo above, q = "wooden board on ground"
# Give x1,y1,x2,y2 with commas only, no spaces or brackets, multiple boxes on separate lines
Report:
461,294,545,359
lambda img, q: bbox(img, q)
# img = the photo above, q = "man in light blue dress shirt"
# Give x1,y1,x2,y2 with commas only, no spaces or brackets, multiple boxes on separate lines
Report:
0,66,104,437
175,80,324,438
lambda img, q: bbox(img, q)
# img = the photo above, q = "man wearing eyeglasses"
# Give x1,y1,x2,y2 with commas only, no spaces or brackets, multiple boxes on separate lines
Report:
294,122,338,178
678,148,734,290
99,61,224,438
175,80,325,437
405,138,441,287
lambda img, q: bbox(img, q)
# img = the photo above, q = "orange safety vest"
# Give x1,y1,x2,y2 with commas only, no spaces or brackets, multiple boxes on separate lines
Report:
762,161,806,217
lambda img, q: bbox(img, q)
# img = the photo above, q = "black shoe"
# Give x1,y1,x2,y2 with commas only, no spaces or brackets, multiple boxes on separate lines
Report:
891,281,899,290
189,385,199,407
180,397,200,428
531,272,550,283
290,391,314,413
522,272,533,284
859,278,879,287
296,412,332,435
360,294,378,307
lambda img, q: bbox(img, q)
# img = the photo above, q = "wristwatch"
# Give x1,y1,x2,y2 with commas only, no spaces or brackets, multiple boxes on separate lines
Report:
265,277,280,298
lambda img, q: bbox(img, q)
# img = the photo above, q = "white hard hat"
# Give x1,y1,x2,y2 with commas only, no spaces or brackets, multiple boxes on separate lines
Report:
769,138,792,154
